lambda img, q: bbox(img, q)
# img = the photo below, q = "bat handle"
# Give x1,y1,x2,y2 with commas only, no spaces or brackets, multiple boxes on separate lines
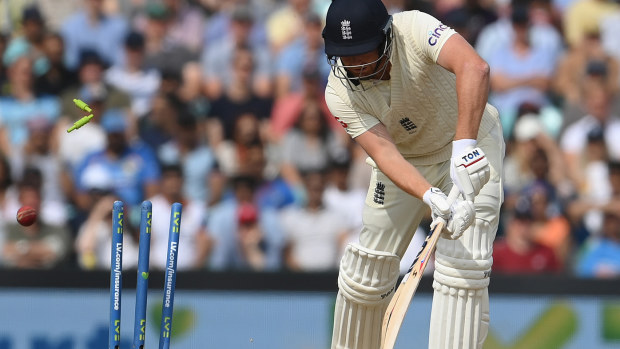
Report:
447,185,460,205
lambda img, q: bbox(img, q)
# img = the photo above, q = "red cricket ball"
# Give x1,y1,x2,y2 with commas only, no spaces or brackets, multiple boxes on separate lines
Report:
16,206,37,226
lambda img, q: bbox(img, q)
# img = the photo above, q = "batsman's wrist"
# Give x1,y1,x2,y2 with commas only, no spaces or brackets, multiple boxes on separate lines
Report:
452,139,477,156
422,187,440,207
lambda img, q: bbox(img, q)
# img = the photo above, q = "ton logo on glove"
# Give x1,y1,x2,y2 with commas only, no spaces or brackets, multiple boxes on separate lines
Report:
461,149,482,163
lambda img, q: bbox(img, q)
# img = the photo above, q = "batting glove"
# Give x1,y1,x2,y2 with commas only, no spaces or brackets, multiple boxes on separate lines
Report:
423,187,451,230
450,140,490,202
443,199,475,240
423,187,475,240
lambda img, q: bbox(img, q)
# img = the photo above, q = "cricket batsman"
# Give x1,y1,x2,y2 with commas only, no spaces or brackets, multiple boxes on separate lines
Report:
322,0,504,348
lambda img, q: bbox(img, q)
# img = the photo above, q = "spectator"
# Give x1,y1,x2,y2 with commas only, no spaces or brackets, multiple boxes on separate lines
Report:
56,49,131,172
3,167,67,228
323,158,366,256
563,0,619,49
9,118,67,225
581,127,613,203
0,33,7,84
1,179,71,269
59,49,131,122
269,67,343,142
435,0,500,45
576,211,620,277
152,66,180,97
19,6,48,64
202,5,272,100
208,175,285,271
524,183,572,266
527,0,564,61
566,161,620,243
0,155,13,264
134,0,205,54
0,7,52,82
60,0,128,70
215,113,269,178
488,4,557,129
476,0,563,63
504,114,547,196
141,3,197,77
203,0,269,49
438,7,478,44
149,164,211,271
73,109,161,209
503,113,569,204
137,92,180,152
493,198,561,274
274,12,330,98
105,31,161,119
35,33,76,96
176,62,208,118
611,161,620,199
560,83,620,190
75,194,139,270
280,170,349,271
69,154,111,230
565,126,613,242
266,0,312,54
0,53,60,155
279,101,349,188
234,202,269,270
0,154,12,212
158,111,224,206
347,140,373,192
161,0,205,53
241,141,296,210
207,46,273,148
553,30,619,109
503,132,574,243
56,89,107,187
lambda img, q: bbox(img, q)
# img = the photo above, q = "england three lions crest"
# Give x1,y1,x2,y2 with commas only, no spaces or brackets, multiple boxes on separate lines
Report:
341,20,352,40
399,117,417,134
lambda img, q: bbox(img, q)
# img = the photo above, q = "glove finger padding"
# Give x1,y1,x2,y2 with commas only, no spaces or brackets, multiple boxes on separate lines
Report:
443,199,475,240
453,147,490,201
423,187,451,229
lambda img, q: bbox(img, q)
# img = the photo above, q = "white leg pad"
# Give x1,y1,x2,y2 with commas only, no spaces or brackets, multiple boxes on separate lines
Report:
331,243,401,349
429,218,493,349
429,282,490,349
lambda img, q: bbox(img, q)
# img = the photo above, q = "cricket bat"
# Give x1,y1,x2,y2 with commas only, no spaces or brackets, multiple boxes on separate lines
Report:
381,187,459,349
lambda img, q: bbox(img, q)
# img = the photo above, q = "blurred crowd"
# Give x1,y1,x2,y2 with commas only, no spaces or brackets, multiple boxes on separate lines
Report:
0,0,618,279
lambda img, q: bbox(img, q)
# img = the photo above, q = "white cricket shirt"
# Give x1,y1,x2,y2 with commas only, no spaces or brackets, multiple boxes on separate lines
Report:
325,10,500,165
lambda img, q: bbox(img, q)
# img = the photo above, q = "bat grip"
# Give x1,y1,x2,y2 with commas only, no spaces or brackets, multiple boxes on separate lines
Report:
447,185,460,205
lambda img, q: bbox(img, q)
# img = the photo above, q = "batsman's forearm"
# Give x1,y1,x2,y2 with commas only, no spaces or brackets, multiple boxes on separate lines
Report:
357,124,432,200
372,150,431,200
455,62,489,140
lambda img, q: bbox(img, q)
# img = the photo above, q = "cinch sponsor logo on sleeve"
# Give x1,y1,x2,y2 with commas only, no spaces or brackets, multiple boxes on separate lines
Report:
428,24,449,46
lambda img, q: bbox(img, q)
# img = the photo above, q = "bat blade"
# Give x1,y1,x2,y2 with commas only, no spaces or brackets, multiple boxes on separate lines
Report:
380,220,444,349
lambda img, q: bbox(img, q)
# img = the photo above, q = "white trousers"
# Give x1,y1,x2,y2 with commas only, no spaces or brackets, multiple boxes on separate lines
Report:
331,120,504,349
